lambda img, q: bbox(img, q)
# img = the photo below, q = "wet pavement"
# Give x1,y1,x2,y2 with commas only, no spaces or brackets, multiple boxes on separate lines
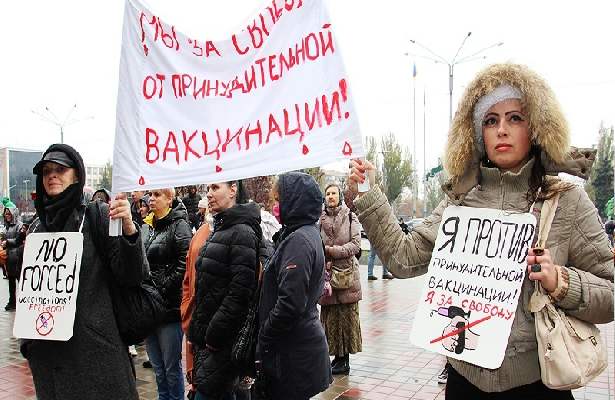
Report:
0,267,612,400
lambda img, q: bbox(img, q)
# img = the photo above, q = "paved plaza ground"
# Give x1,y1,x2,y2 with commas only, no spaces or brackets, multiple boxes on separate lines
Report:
0,266,612,399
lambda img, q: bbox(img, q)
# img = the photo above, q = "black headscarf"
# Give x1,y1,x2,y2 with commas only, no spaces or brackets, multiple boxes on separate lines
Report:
34,144,86,232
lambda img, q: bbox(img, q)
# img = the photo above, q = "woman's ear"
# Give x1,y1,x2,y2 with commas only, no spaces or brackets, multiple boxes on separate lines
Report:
229,183,238,200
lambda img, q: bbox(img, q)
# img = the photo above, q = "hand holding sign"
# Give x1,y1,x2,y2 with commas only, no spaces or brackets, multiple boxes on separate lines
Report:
410,206,537,369
348,159,375,195
526,247,559,292
109,193,136,236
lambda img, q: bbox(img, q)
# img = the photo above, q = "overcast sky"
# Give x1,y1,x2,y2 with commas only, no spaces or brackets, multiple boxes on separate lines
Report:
1,0,614,179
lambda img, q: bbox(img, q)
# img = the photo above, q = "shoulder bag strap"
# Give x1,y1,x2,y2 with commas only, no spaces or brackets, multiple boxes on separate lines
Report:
531,193,560,298
348,210,353,242
536,193,560,250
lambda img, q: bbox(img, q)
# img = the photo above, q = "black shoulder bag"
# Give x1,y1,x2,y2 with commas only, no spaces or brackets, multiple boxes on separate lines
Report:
87,201,166,345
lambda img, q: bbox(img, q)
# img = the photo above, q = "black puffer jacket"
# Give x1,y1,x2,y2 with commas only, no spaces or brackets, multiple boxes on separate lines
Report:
258,172,332,399
188,202,261,397
145,199,192,323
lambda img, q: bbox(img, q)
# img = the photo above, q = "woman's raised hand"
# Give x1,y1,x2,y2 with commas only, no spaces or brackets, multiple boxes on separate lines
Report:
348,159,376,196
110,193,137,236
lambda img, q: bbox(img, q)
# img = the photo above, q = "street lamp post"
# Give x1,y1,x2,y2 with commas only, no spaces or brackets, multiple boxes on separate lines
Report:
408,33,503,126
31,104,94,144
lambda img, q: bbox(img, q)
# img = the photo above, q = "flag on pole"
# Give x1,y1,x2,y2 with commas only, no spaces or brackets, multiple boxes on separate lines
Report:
413,62,417,78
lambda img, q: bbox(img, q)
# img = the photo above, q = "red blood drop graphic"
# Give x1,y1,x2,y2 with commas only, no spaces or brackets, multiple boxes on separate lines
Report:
302,144,309,155
215,165,222,173
138,176,145,185
342,141,352,156
339,79,347,102
345,112,350,119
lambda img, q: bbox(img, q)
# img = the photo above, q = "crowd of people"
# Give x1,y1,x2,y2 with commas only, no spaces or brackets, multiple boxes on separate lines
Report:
0,63,613,400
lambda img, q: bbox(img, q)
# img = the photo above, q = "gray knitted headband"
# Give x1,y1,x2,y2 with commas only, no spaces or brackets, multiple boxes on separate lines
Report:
473,84,523,156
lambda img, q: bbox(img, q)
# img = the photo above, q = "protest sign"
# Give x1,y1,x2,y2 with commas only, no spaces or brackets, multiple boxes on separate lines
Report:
13,233,83,341
409,206,536,369
112,0,363,192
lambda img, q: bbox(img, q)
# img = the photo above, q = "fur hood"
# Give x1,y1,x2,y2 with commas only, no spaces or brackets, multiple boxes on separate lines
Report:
443,63,595,199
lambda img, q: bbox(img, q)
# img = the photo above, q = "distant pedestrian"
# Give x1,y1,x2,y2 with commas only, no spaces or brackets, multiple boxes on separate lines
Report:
398,217,409,234
92,188,112,203
366,246,393,281
183,185,202,231
1,204,23,311
318,183,362,375
131,190,145,226
605,220,614,247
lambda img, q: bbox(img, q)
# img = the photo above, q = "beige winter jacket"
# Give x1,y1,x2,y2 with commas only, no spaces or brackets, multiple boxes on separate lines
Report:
354,63,614,392
319,203,362,305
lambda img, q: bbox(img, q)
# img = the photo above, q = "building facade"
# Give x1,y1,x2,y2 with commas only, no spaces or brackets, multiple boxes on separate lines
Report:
0,147,43,213
85,164,106,189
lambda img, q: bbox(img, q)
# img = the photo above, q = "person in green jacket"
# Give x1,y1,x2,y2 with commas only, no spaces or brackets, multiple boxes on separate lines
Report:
348,63,613,399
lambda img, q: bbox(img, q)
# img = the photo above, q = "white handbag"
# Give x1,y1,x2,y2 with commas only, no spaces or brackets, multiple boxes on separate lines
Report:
529,194,607,390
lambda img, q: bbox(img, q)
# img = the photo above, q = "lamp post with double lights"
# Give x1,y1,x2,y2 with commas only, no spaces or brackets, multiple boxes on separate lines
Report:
407,32,503,126
406,33,502,218
31,104,94,144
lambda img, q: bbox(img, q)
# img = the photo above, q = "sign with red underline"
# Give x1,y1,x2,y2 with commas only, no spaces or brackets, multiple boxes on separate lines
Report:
410,206,536,369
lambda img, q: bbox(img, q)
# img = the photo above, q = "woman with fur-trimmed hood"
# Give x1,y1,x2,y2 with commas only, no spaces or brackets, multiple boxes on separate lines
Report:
348,63,613,398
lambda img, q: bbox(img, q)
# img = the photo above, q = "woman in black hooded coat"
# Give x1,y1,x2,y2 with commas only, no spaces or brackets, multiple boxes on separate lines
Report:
257,172,332,400
21,143,146,400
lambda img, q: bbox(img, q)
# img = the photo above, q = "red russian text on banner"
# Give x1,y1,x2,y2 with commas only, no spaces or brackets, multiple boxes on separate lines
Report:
112,0,363,192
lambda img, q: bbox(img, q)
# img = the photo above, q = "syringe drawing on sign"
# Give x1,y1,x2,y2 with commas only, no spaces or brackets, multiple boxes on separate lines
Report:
430,305,487,354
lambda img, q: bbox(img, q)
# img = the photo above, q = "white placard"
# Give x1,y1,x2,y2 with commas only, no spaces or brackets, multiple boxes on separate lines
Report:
13,232,84,341
409,206,536,369
112,0,363,193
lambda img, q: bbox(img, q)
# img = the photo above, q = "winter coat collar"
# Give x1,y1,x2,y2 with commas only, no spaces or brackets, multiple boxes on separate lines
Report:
324,202,347,217
212,202,262,238
480,158,535,193
153,199,188,229
442,147,597,203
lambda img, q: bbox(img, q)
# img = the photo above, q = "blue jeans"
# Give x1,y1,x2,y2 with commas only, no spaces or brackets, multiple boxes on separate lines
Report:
367,247,389,276
145,322,185,400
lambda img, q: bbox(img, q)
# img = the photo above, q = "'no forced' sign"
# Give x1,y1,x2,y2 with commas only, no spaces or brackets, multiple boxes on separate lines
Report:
13,232,83,341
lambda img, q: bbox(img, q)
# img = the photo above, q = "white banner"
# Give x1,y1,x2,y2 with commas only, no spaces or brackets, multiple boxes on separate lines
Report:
112,0,363,192
13,233,83,341
409,206,536,369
